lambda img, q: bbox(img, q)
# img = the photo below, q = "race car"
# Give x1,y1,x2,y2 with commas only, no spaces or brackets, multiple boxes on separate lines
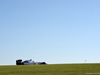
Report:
16,59,46,65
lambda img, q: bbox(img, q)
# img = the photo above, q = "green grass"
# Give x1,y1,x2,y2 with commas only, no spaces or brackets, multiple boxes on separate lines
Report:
0,64,100,75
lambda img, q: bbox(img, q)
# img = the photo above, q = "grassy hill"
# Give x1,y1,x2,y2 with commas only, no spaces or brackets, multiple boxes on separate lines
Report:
0,64,100,75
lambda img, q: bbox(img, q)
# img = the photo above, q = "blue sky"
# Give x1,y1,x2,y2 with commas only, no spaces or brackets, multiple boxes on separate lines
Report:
0,0,100,65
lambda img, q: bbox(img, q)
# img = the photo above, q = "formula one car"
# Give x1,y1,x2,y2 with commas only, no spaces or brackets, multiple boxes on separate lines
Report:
16,59,46,65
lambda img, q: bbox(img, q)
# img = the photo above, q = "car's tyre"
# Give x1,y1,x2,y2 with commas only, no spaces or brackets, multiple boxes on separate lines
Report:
16,59,22,65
